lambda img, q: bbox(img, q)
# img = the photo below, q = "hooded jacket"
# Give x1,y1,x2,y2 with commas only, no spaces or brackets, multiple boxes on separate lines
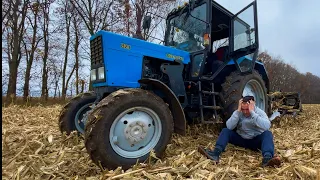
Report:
226,106,271,139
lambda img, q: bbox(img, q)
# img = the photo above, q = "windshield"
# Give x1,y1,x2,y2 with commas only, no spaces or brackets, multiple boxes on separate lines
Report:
165,3,207,53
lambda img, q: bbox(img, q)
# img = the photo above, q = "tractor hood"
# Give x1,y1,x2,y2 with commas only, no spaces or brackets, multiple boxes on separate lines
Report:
91,30,191,64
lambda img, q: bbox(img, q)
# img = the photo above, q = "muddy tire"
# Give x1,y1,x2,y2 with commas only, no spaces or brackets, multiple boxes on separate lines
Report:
58,92,96,135
220,71,268,121
84,88,173,170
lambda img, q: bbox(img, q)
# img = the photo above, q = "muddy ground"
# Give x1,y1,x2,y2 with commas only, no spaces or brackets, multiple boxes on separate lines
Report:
2,104,320,180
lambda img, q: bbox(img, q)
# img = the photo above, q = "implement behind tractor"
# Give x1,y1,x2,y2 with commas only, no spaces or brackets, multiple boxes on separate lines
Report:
269,91,302,116
58,0,301,170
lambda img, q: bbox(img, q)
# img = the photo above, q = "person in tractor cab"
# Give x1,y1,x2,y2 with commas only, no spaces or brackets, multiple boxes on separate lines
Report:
209,46,227,73
198,92,281,167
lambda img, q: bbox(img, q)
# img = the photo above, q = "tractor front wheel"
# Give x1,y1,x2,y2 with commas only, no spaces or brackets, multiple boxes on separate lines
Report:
84,88,173,170
58,92,96,135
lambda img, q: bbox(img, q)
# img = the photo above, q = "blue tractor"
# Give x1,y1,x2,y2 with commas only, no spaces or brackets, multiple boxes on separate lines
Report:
59,0,273,169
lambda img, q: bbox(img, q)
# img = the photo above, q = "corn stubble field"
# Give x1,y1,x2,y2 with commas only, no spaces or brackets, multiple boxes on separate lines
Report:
2,104,320,180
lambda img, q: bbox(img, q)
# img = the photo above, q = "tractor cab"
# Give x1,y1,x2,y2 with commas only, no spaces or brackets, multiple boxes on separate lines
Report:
164,0,259,80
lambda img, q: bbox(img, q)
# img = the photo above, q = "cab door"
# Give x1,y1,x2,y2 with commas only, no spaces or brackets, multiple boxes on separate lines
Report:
229,0,259,73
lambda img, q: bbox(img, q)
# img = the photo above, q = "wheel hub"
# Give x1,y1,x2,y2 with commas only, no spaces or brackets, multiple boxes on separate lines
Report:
124,121,148,143
243,79,266,111
80,111,90,124
109,107,162,158
75,103,94,134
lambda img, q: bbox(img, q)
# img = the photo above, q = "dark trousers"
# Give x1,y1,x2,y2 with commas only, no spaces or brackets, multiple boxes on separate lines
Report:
215,128,274,157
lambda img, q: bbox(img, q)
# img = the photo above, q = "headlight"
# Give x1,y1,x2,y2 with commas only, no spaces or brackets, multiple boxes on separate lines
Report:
90,69,96,81
98,67,105,79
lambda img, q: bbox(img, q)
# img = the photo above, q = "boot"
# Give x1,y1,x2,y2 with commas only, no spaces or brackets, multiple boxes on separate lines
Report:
262,154,281,167
198,146,222,163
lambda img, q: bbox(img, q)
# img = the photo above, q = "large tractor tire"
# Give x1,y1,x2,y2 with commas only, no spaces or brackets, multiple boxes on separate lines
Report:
58,92,96,135
220,71,268,121
84,88,173,170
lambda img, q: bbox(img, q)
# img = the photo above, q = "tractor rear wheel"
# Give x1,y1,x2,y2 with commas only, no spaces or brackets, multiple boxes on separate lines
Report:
220,71,268,121
58,92,96,135
84,88,173,170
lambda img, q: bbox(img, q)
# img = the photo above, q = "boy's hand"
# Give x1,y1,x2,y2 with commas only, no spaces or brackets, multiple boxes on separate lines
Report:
249,100,255,111
237,99,243,112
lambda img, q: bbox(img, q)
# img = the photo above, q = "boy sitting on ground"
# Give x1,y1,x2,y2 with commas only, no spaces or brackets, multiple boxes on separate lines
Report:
198,93,281,167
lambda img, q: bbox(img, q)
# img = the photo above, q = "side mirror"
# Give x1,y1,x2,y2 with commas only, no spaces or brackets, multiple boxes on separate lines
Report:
142,16,151,30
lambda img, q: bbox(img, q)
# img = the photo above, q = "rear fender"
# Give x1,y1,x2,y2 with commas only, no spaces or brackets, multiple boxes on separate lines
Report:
138,78,186,135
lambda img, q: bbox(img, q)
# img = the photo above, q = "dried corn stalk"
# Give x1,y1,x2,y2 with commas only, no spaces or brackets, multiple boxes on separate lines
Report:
2,104,320,179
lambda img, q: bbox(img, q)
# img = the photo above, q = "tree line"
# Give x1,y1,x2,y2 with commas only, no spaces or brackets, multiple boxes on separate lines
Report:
258,51,320,104
2,0,178,101
2,0,319,104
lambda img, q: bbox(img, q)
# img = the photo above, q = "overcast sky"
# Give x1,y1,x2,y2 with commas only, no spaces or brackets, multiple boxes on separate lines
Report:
213,0,320,76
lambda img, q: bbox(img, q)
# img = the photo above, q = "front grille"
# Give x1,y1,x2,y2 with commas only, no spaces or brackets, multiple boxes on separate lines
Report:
90,36,103,66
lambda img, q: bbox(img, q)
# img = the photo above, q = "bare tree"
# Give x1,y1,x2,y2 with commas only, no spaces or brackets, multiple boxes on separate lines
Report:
124,0,178,40
69,0,123,91
52,63,61,98
23,1,44,101
123,0,131,36
56,0,72,98
40,0,52,101
70,0,122,35
303,72,320,103
2,0,13,34
5,0,28,99
72,14,82,94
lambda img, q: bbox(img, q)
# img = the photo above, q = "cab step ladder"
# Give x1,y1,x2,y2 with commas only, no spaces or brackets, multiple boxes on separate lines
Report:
198,81,223,124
